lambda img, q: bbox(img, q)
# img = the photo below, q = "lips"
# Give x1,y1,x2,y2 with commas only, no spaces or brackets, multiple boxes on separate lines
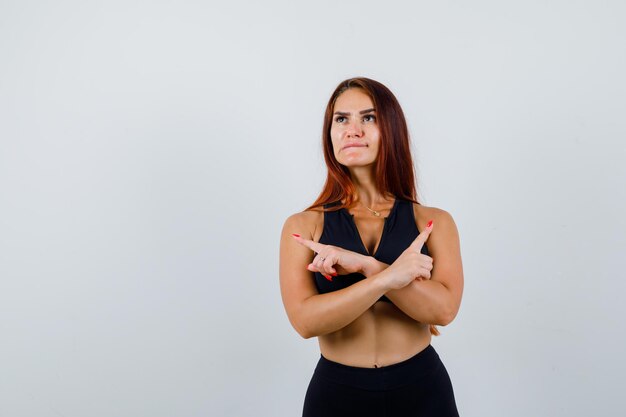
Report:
342,143,368,150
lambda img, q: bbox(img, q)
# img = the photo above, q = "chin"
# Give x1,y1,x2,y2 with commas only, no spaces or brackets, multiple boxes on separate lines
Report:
338,159,377,168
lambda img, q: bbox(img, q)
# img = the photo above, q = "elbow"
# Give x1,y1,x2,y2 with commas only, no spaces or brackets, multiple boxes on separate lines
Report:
294,319,329,339
287,303,320,339
436,305,459,326
292,318,316,339
296,327,315,340
436,313,454,327
434,283,461,326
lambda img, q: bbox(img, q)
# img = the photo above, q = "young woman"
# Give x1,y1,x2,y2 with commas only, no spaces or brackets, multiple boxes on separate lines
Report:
279,77,464,417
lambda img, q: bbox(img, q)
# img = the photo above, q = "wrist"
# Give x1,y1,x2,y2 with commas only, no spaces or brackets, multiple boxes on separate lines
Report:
360,256,379,277
371,269,393,293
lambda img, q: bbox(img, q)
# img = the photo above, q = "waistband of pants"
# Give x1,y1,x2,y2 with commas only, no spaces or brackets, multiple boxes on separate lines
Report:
314,344,442,391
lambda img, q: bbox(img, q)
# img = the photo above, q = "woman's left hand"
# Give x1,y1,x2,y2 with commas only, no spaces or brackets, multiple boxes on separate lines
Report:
291,234,371,280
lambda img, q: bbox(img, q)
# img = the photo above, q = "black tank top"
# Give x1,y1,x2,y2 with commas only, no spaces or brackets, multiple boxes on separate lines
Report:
314,198,430,303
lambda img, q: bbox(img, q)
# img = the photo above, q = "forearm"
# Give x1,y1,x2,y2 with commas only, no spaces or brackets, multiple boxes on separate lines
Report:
362,257,455,325
296,273,389,338
385,280,455,325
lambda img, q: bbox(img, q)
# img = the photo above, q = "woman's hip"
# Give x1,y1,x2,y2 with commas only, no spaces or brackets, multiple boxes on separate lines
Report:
303,345,459,417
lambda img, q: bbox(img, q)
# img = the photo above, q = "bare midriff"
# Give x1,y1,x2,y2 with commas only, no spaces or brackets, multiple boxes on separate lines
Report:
318,301,432,368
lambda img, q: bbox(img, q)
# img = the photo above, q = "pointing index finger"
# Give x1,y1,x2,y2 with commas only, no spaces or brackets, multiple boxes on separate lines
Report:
291,233,324,254
408,220,434,251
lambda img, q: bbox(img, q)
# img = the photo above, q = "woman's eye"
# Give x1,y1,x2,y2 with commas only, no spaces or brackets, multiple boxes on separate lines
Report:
363,115,376,122
334,116,346,123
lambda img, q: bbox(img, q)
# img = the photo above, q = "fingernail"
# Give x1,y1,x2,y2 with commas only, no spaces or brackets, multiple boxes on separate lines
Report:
292,233,300,237
324,275,333,281
331,272,338,276
426,220,433,228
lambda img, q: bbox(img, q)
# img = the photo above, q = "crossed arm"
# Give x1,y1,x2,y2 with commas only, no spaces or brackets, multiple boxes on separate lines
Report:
279,208,464,339
361,255,461,327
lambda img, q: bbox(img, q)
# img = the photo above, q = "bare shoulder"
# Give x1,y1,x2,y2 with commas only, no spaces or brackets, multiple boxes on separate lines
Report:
412,203,458,232
281,207,325,241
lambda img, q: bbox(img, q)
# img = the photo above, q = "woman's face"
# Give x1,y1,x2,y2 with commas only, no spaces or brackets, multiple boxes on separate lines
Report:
330,88,380,168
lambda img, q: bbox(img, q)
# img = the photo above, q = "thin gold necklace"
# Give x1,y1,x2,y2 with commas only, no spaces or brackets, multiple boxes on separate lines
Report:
363,204,382,217
360,200,390,217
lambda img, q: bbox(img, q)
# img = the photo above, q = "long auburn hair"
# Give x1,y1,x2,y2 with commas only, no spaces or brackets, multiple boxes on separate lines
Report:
306,77,419,212
306,77,440,336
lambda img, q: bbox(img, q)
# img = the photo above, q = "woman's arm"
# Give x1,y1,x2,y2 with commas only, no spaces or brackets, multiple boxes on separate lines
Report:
279,212,391,339
280,211,429,339
361,209,464,326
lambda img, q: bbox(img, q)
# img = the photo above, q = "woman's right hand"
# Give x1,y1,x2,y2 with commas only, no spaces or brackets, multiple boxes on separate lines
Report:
290,234,372,279
381,221,434,290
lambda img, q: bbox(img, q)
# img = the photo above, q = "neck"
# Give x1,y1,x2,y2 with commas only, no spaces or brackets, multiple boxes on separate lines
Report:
348,166,390,207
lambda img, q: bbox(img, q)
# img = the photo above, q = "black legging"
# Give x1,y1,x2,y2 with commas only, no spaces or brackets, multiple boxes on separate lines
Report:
302,345,459,417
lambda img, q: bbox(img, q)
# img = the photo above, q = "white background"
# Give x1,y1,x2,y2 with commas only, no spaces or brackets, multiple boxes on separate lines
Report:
1,1,625,416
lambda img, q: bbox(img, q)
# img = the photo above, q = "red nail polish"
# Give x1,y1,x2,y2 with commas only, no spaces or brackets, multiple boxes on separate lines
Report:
426,220,433,228
324,275,333,281
331,272,338,276
292,233,300,237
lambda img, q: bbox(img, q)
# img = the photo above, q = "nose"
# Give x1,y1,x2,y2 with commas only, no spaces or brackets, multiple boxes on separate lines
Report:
345,119,363,138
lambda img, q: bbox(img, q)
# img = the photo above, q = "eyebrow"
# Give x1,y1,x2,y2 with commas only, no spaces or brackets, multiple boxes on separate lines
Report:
333,108,376,116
